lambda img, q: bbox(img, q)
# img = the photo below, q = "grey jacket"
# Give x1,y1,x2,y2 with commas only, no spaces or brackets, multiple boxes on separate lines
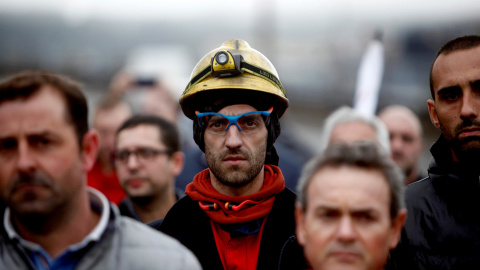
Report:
0,204,201,270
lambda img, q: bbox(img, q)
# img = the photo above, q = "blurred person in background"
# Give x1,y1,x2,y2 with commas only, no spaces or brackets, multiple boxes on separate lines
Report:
151,39,303,269
0,70,201,270
292,142,406,270
109,71,208,191
320,106,390,153
388,35,480,270
114,115,185,224
378,105,425,185
88,94,131,205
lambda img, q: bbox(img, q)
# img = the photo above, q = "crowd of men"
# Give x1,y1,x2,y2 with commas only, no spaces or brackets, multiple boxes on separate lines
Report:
0,34,479,269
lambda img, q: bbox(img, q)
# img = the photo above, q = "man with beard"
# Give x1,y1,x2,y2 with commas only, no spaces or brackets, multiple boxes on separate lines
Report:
114,115,185,223
150,39,304,269
378,105,425,185
387,35,480,269
0,71,200,269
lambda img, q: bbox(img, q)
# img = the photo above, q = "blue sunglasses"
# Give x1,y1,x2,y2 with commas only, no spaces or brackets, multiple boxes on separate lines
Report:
196,107,273,135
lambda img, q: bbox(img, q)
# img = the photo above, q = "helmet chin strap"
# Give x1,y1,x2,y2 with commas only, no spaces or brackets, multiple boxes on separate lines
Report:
265,146,279,166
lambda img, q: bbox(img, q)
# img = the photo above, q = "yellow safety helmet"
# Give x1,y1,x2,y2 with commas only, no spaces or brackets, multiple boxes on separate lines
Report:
180,39,288,119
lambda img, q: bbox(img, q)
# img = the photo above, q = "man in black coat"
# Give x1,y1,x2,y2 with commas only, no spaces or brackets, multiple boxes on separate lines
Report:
387,35,480,269
149,39,305,270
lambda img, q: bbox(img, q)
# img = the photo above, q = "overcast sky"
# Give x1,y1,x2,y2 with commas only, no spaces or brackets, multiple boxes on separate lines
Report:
1,0,479,28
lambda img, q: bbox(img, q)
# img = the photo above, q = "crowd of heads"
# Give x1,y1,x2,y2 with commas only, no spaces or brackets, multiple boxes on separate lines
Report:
1,34,480,270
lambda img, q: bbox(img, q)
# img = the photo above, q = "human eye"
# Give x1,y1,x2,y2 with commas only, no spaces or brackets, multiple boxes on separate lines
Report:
0,138,17,156
438,87,461,101
137,148,155,160
239,115,262,131
116,150,131,163
29,136,53,150
473,81,480,94
316,209,340,221
444,92,460,101
207,116,228,132
402,134,414,143
352,211,376,223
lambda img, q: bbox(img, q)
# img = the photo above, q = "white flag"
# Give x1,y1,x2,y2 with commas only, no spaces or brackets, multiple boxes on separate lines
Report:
353,31,384,116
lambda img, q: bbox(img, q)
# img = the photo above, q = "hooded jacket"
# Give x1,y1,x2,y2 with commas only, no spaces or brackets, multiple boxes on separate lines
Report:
152,187,298,270
387,136,480,269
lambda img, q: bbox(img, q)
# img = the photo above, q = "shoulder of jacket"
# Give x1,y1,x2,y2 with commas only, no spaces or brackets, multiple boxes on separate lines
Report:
117,217,200,253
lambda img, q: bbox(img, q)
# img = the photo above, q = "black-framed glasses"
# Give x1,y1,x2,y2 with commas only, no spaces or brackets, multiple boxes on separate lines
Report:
113,147,172,165
195,107,273,135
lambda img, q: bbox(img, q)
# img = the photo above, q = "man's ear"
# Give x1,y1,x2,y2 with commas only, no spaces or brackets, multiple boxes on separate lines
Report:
170,151,185,177
389,209,407,249
81,129,99,172
295,202,307,247
427,99,441,130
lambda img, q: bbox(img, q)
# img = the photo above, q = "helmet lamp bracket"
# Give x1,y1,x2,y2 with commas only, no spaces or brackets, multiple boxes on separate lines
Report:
211,51,244,77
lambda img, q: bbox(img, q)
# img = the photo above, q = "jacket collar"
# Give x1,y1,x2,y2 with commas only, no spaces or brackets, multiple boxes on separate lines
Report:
429,135,480,181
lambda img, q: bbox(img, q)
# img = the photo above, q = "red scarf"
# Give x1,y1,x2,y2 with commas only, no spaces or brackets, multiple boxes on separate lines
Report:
185,165,285,224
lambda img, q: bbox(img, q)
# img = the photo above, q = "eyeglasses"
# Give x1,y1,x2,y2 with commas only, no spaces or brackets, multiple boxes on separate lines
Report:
195,107,272,135
113,147,171,165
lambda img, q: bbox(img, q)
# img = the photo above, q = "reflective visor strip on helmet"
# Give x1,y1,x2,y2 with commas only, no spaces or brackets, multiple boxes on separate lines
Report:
183,60,286,97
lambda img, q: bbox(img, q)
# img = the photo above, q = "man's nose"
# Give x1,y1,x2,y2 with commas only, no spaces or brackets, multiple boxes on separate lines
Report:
225,125,243,149
390,136,403,151
336,216,357,243
16,142,36,173
126,153,141,170
460,89,479,120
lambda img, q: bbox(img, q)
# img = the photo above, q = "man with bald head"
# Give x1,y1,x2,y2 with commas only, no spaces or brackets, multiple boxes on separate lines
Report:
320,106,390,153
378,105,425,185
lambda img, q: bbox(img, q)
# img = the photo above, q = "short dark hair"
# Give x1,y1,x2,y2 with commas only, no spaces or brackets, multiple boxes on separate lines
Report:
116,114,181,153
0,70,88,147
429,35,480,99
296,141,405,220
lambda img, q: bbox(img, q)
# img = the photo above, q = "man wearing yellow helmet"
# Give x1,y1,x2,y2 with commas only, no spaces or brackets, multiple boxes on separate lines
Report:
150,40,307,269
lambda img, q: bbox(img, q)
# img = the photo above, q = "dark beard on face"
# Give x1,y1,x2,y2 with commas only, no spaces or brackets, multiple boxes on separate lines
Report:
130,195,154,206
9,172,60,234
404,166,413,177
9,171,54,207
443,118,480,166
451,136,480,166
205,143,266,188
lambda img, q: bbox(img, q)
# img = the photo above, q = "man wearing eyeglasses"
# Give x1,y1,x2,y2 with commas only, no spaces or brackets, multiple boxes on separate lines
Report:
150,39,307,269
114,115,185,224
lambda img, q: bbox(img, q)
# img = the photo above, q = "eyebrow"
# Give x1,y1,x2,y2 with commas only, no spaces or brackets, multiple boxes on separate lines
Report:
436,85,461,96
314,205,379,215
437,79,480,96
0,131,58,140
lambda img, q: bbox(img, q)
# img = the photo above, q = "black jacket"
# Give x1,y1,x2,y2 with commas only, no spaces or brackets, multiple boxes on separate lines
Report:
150,188,302,270
387,136,480,269
119,188,185,223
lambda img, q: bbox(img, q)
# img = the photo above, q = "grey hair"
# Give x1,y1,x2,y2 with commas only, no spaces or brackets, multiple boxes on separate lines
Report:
296,141,405,220
319,106,390,154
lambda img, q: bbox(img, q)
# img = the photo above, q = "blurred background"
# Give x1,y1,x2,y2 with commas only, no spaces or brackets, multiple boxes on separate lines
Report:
1,0,480,173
